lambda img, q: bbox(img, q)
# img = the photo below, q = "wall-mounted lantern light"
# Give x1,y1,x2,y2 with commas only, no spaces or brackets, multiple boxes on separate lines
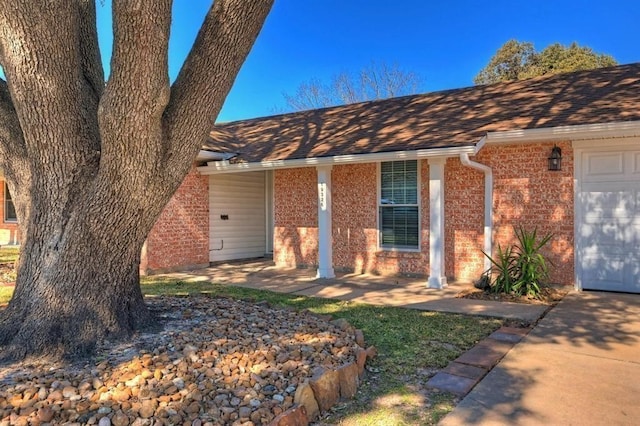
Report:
548,145,562,171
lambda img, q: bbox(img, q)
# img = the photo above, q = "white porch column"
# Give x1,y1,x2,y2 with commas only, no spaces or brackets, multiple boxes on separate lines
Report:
428,158,447,289
316,165,335,278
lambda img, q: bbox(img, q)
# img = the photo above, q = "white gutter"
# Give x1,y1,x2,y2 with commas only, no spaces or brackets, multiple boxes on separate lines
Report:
197,145,477,175
459,147,493,273
485,120,640,144
196,150,236,162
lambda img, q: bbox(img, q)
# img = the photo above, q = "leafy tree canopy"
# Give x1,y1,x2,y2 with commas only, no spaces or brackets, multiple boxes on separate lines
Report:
474,39,617,85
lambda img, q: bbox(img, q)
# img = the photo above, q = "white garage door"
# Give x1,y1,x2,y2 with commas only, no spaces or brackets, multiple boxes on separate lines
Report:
577,146,640,293
209,172,267,262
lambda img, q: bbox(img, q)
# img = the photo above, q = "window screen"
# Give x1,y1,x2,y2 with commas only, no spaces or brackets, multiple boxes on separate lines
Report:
379,161,419,249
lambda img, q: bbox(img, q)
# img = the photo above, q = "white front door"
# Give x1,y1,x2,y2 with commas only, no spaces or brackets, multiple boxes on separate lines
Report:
209,172,267,262
576,143,640,293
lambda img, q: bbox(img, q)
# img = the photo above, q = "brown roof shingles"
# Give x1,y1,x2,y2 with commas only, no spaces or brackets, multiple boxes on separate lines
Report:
206,63,640,163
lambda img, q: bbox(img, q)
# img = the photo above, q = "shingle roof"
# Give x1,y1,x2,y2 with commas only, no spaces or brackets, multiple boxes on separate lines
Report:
206,63,640,163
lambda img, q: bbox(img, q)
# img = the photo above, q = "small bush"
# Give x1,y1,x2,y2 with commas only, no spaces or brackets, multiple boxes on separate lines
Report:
482,227,553,298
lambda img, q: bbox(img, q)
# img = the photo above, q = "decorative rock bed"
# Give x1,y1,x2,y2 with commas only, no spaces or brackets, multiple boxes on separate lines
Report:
0,296,376,425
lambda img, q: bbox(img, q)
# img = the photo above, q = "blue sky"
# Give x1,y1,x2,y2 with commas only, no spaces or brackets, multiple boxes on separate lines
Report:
208,0,639,122
35,1,640,123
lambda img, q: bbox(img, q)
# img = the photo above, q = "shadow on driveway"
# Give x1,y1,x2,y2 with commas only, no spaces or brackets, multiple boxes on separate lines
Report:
440,291,640,425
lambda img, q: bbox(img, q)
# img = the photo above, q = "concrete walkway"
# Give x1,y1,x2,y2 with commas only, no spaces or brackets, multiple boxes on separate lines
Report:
166,260,547,322
440,291,640,425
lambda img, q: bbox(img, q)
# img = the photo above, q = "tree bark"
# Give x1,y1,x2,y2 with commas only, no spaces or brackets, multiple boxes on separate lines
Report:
0,0,273,359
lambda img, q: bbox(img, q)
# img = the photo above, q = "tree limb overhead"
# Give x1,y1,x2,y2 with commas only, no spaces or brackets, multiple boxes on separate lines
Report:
164,0,274,177
0,78,26,167
98,0,172,170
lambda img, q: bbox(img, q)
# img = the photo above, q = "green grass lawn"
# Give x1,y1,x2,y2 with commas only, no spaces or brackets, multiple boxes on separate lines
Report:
0,271,502,424
0,246,19,263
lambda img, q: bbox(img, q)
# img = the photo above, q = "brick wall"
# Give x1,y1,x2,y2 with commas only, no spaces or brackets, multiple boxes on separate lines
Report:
274,144,574,284
275,162,431,276
446,141,574,284
332,163,378,273
444,158,485,281
0,179,21,245
273,168,318,268
142,168,209,274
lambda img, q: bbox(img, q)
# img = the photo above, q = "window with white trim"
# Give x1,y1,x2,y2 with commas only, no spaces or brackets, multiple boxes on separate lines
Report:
379,160,419,249
4,182,17,222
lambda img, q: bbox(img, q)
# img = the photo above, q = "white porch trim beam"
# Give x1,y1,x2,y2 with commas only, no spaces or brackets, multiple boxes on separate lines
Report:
428,158,447,289
316,165,335,279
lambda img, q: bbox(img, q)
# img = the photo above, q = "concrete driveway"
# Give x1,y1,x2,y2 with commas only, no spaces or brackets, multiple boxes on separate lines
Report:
440,291,640,425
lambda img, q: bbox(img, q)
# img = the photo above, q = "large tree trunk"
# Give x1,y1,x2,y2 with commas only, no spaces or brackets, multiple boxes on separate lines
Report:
0,0,273,359
1,234,151,359
0,178,168,359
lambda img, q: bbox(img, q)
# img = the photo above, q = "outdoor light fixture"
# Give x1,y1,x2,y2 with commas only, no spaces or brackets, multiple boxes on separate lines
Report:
548,145,562,171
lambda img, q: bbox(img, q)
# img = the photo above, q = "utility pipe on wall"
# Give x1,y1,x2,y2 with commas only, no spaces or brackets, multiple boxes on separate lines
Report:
459,153,493,272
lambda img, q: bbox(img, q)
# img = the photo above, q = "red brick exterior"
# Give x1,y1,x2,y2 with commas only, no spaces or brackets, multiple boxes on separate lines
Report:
444,158,485,281
141,168,210,274
275,162,431,276
273,142,575,284
273,168,318,268
2,142,575,284
332,163,377,273
489,141,573,284
445,141,574,283
0,179,20,245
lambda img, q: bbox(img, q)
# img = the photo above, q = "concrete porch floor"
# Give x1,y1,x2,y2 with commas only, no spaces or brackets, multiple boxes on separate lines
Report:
162,259,548,322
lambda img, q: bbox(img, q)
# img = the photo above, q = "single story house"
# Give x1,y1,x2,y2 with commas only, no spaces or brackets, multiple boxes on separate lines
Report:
3,63,640,293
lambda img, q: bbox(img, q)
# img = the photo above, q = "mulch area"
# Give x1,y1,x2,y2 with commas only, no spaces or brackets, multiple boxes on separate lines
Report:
456,286,569,306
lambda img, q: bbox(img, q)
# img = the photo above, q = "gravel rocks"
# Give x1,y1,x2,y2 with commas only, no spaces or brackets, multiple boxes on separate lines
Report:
0,296,369,425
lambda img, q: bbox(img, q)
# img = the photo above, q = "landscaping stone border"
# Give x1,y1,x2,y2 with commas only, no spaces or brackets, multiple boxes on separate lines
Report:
268,316,376,426
426,326,531,396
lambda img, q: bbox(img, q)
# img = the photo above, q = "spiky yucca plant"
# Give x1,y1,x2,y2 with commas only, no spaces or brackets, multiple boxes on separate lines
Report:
482,227,553,299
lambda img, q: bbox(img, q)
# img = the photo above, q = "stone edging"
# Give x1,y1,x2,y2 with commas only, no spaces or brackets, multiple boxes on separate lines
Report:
426,326,532,396
268,316,376,426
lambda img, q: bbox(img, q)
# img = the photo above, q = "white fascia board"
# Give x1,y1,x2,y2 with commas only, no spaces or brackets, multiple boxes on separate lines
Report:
196,150,236,162
485,120,640,145
197,145,478,175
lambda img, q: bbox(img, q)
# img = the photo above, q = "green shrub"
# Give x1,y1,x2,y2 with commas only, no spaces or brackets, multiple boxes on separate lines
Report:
482,227,553,298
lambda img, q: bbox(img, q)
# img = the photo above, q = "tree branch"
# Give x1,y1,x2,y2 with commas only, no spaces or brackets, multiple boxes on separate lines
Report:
0,0,101,170
98,0,172,168
78,0,105,111
0,78,27,167
0,77,30,232
163,0,274,178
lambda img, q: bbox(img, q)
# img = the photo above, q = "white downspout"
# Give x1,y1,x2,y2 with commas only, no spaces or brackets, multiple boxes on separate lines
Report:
459,152,493,272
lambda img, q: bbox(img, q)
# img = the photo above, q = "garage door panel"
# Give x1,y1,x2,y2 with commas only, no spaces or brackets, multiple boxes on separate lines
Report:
581,191,635,219
583,152,625,180
581,255,625,289
578,147,640,293
579,219,640,246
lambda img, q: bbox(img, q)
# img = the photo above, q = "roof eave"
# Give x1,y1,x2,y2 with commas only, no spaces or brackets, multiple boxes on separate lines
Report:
485,120,640,144
197,145,478,175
